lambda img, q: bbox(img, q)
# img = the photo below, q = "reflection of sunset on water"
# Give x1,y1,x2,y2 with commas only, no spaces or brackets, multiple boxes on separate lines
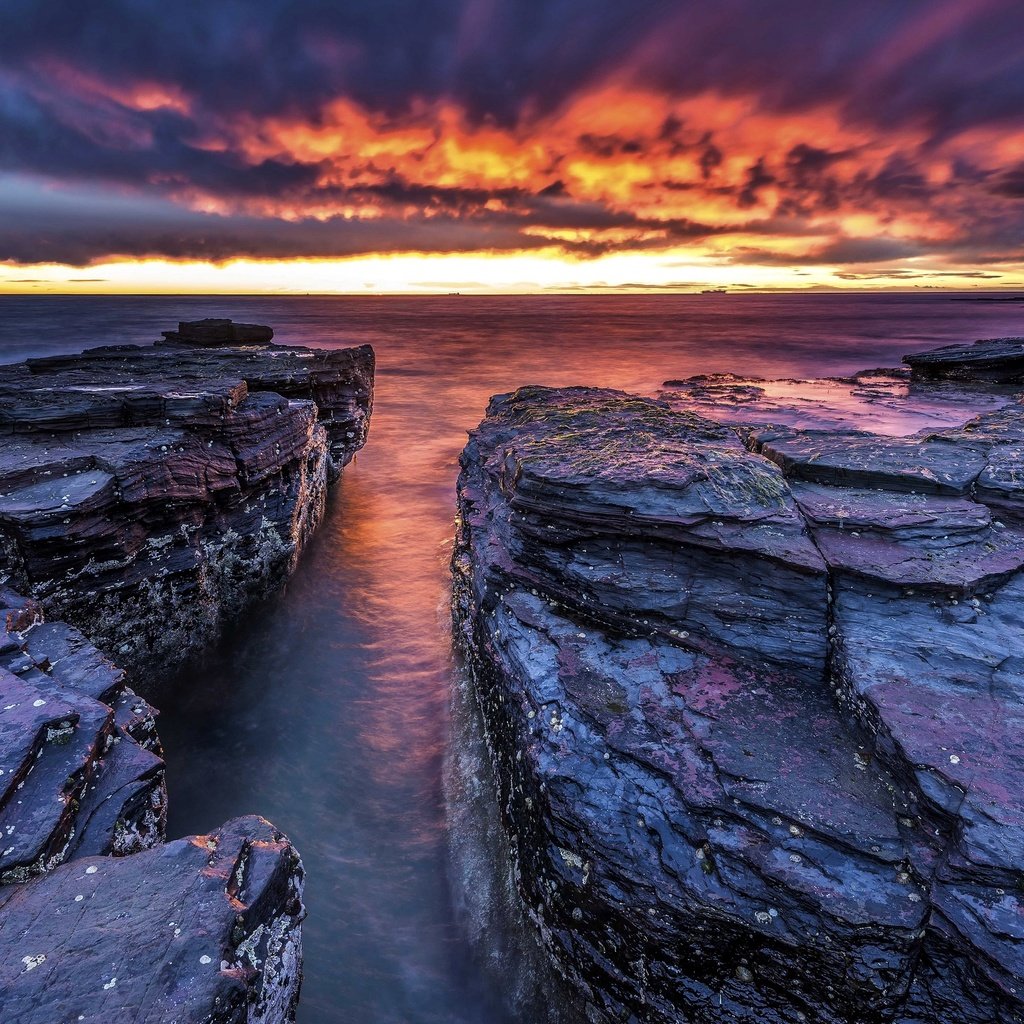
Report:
60,290,1014,1023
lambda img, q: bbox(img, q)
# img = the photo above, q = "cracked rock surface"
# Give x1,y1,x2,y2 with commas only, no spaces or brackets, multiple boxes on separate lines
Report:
0,815,304,1024
0,592,305,1022
0,320,374,676
453,354,1024,1023
0,588,166,885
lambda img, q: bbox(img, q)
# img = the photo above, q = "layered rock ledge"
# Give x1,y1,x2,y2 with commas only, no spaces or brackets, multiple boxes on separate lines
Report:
0,815,303,1023
0,321,363,1022
453,340,1024,1023
0,590,304,1022
0,319,374,675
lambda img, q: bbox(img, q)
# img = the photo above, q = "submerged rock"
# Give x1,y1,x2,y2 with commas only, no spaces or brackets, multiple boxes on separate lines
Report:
0,321,374,676
454,373,1024,1023
0,815,304,1023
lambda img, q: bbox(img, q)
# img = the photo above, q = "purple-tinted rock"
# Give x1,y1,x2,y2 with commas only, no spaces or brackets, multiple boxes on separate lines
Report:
790,481,1024,590
462,387,828,681
0,592,166,884
661,369,1015,436
454,379,1024,1024
748,426,988,495
0,325,373,675
0,591,304,1020
0,815,304,1023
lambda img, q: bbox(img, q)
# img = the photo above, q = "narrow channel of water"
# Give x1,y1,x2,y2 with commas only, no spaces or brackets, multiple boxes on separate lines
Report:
2,293,1021,1022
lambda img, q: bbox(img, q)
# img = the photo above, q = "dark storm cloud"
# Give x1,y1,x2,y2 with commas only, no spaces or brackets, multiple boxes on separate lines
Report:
0,175,726,265
0,0,1023,266
992,164,1024,199
0,188,536,264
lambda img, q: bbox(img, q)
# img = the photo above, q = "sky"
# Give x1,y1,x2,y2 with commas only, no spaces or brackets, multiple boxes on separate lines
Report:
1,0,1023,293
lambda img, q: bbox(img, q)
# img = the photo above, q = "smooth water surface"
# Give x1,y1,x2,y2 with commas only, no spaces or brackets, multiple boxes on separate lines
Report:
1,293,1021,1022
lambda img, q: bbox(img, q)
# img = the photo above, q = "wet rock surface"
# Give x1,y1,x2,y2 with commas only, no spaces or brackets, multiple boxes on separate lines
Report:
0,321,339,1022
0,590,304,1021
0,815,304,1024
904,336,1024,382
454,363,1024,1023
0,588,165,883
0,321,373,675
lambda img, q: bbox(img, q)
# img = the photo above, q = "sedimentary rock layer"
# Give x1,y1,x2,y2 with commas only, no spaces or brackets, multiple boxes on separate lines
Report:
454,376,1024,1023
0,322,373,675
0,587,165,884
904,336,1024,382
0,815,304,1023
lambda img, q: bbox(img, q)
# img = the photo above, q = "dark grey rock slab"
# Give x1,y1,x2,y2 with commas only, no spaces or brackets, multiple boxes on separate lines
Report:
749,426,988,494
0,815,304,1023
905,337,1024,382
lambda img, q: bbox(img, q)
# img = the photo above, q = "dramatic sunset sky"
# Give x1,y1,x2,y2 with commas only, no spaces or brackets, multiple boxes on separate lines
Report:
2,0,1024,293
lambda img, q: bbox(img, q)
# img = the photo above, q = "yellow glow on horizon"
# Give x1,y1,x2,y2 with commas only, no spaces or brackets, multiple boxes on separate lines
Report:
1,249,1021,295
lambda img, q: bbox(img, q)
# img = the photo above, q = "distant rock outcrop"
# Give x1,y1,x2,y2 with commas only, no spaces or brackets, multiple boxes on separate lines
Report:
453,367,1024,1022
160,317,276,346
905,336,1024,382
0,322,374,675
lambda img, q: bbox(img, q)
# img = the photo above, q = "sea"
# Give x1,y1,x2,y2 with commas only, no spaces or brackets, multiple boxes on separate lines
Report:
1,293,1021,1023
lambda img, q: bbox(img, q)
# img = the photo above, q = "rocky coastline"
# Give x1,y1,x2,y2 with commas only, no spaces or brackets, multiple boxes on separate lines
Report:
453,338,1024,1023
0,318,374,678
0,320,373,1022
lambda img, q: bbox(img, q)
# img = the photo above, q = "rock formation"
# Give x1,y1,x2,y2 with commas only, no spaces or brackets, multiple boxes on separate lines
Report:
0,320,363,1022
0,588,304,1021
0,320,374,675
0,815,304,1023
904,335,1024,382
0,587,166,884
453,339,1024,1023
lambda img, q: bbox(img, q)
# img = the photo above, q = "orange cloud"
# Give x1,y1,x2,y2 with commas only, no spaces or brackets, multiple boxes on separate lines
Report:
174,77,1006,268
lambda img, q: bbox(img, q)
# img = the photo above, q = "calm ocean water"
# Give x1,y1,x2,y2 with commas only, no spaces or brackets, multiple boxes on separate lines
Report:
1,293,1022,1023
